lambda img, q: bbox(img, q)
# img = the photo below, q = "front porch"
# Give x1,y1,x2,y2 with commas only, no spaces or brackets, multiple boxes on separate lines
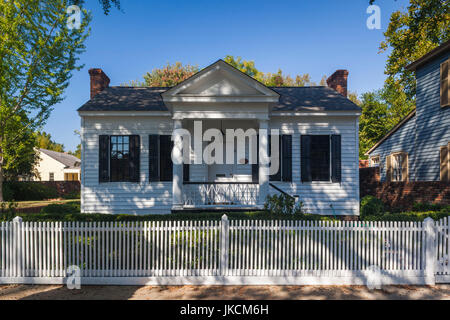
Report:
170,119,271,210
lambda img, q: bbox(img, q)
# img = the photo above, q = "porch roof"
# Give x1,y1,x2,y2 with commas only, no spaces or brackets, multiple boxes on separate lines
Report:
77,85,360,113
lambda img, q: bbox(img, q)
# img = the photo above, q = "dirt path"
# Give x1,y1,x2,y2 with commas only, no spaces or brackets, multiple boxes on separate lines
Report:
0,284,449,300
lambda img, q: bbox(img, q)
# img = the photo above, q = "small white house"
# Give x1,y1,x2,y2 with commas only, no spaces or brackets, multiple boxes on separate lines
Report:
34,148,81,182
78,60,361,216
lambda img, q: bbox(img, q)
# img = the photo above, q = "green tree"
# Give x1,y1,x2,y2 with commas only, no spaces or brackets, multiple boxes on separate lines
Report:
140,62,199,87
224,55,326,87
35,132,65,153
380,0,449,100
68,130,81,159
359,91,391,158
1,111,39,181
0,0,91,201
223,55,261,78
69,144,82,159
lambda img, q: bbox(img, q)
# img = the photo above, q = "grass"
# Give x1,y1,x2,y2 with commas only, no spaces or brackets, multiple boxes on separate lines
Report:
14,199,80,209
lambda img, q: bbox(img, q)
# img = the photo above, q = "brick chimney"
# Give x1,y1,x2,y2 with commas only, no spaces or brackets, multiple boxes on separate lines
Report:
88,68,110,99
326,70,349,97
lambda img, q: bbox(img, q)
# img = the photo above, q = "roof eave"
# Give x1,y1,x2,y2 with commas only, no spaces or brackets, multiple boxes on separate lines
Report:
406,39,450,71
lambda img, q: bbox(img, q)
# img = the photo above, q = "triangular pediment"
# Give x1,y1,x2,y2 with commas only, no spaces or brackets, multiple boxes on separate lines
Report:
162,60,279,102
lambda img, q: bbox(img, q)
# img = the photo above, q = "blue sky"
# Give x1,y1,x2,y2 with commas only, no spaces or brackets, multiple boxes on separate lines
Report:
46,0,410,151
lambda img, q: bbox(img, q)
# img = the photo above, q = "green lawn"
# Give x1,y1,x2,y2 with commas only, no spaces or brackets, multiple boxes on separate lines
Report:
14,199,80,209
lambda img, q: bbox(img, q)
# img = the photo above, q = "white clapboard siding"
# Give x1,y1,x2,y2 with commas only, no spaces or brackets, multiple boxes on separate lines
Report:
81,117,174,214
81,115,360,216
0,216,447,285
269,116,360,216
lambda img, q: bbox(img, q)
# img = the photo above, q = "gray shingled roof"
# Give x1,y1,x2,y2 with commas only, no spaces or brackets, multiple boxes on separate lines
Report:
78,87,169,112
270,86,361,112
77,86,360,112
39,149,81,168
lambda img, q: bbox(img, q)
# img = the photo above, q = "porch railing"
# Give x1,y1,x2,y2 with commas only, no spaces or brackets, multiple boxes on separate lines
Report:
183,182,259,207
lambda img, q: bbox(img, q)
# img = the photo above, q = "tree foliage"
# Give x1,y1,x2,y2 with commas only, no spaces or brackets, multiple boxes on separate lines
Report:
1,111,38,181
69,144,82,159
224,56,327,87
359,0,449,159
0,0,91,201
72,0,120,15
35,132,65,153
131,62,199,87
380,0,450,100
358,88,415,158
131,56,328,88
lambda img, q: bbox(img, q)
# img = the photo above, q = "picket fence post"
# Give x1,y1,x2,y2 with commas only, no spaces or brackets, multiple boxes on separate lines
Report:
424,217,437,285
12,216,23,278
220,215,229,276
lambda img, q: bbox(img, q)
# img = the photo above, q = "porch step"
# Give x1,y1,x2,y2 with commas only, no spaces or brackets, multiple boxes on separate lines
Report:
172,206,264,213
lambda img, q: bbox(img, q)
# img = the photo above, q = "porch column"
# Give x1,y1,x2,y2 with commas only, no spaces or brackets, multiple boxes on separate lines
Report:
259,120,269,205
172,119,183,209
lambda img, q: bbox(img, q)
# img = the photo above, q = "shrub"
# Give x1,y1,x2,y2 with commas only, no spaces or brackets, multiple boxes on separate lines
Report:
412,202,444,212
62,191,80,200
40,201,80,214
264,194,306,215
0,201,17,221
4,182,58,201
2,183,13,202
360,195,384,218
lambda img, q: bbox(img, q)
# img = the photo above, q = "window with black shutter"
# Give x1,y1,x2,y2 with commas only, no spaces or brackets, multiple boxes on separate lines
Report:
331,135,341,183
269,135,281,181
159,135,173,181
128,135,140,182
268,135,292,182
281,135,292,182
252,135,259,182
99,135,140,183
301,135,312,182
301,135,341,182
99,135,110,182
148,135,159,181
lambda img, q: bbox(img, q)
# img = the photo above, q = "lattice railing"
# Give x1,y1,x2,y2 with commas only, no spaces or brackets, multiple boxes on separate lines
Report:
183,183,259,207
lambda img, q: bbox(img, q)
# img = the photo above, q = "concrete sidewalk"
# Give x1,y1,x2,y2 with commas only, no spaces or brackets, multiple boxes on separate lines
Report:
0,284,449,300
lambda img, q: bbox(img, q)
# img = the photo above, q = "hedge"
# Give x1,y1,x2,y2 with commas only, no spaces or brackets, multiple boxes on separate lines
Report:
3,182,58,201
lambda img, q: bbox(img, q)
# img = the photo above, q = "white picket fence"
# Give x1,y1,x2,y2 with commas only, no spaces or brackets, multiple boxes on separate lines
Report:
0,215,448,285
436,216,450,283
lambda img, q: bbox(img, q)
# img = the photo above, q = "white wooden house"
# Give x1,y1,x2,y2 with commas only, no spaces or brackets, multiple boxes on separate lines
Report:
33,148,81,182
78,60,361,216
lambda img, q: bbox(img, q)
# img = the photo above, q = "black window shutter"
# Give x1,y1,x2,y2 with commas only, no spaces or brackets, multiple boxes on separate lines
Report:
160,135,173,182
252,135,259,183
183,164,190,182
331,135,342,183
301,135,312,182
99,135,110,183
282,135,292,182
129,135,140,182
269,135,282,181
149,135,160,181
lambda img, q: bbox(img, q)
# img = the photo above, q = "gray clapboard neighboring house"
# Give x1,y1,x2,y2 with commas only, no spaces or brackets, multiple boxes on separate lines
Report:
367,40,450,182
78,60,361,215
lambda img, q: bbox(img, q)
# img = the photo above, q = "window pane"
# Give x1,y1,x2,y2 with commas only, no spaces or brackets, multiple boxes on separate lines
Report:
310,136,330,181
110,135,131,182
